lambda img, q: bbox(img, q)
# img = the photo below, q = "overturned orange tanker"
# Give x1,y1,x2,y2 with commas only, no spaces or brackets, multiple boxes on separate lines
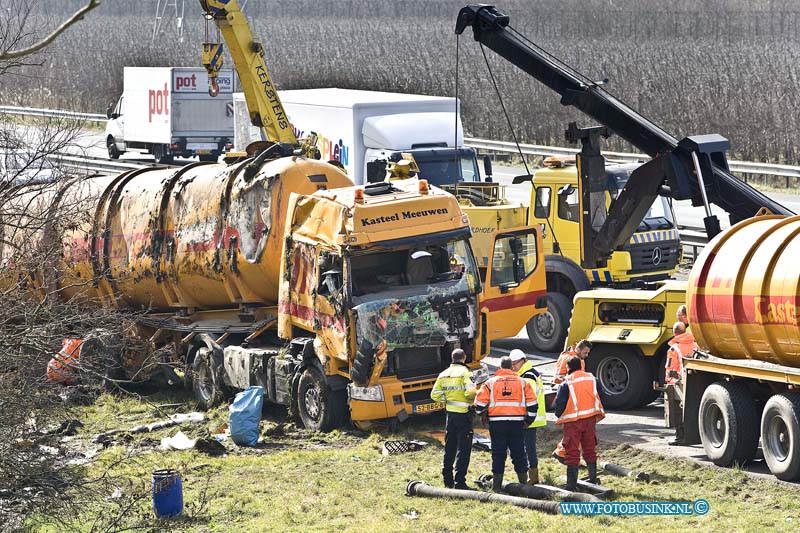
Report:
1,153,546,431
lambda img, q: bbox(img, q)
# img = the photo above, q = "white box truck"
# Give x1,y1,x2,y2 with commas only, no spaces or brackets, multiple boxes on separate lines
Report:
233,88,484,186
105,67,235,164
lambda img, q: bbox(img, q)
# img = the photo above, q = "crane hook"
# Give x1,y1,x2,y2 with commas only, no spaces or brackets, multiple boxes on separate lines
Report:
208,78,220,97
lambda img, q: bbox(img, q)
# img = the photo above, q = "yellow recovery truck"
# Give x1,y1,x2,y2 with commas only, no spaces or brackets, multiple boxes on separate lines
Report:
444,156,680,352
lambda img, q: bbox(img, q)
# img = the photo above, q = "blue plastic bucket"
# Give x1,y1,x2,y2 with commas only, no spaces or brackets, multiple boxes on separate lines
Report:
152,469,183,518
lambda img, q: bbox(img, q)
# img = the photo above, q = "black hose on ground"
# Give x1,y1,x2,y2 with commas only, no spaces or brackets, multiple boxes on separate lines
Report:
405,481,561,514
476,474,600,502
600,461,650,482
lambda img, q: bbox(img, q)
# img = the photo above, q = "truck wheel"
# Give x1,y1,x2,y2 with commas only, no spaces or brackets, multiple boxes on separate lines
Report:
699,381,760,466
586,345,650,410
526,292,571,352
106,136,121,160
761,393,800,481
192,347,222,410
297,367,346,432
153,144,174,165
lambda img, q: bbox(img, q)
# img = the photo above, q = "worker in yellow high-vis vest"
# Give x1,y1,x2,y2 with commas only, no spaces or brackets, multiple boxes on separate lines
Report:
510,349,546,485
431,348,477,489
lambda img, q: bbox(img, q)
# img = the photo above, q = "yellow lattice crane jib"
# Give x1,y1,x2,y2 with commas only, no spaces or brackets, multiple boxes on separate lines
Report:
199,0,298,146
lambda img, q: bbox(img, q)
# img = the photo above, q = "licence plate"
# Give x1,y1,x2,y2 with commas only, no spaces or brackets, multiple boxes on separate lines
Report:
414,402,444,414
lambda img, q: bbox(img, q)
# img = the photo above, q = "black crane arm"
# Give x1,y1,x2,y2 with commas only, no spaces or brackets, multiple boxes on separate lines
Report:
455,4,792,249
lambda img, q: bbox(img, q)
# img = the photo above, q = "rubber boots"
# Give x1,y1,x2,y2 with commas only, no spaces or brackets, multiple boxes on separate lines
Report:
491,472,504,492
587,462,599,485
517,470,527,484
565,465,579,491
527,467,539,485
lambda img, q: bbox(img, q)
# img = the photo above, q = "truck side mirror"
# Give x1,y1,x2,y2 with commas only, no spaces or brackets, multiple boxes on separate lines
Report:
483,155,493,182
508,236,523,255
512,174,532,184
106,105,114,120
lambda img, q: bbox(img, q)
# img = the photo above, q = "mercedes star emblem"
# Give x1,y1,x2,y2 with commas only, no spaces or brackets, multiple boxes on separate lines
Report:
652,247,662,266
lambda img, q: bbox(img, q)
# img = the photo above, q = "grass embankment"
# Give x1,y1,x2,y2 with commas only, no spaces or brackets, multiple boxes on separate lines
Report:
31,390,800,532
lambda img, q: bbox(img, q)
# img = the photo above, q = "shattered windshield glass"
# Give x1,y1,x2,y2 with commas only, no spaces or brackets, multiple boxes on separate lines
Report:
350,239,479,349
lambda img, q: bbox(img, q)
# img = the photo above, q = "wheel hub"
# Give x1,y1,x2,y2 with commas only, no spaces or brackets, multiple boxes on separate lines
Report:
533,312,555,339
706,404,726,447
305,386,321,421
767,417,790,461
597,357,630,395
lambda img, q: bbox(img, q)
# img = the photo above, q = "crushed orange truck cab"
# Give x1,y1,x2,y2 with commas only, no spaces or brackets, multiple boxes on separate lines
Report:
2,152,545,431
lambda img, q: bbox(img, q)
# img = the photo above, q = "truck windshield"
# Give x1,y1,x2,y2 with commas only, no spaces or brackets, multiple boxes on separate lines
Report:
405,149,481,187
609,164,676,231
349,238,479,302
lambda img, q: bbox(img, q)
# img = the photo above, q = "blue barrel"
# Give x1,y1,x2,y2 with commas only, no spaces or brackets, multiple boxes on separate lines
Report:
152,469,183,518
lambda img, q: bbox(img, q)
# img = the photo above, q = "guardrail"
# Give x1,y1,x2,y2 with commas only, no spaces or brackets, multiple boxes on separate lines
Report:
0,105,107,122
464,137,800,184
676,225,708,261
3,105,800,183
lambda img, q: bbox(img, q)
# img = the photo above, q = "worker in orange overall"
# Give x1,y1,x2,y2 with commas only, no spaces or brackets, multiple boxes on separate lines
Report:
665,321,698,445
474,356,538,492
46,338,83,385
552,339,592,463
554,356,605,490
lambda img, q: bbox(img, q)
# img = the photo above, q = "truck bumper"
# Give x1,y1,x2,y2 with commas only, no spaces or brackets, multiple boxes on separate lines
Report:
348,377,443,423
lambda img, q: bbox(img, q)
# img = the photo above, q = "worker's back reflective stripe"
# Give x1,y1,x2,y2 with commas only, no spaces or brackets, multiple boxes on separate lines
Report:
488,375,527,407
559,373,603,423
446,400,471,407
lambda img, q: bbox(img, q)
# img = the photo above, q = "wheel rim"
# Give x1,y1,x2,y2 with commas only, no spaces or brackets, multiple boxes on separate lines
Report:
195,349,214,403
531,311,556,340
596,356,630,396
704,403,726,448
766,415,791,462
304,384,322,422
107,138,115,157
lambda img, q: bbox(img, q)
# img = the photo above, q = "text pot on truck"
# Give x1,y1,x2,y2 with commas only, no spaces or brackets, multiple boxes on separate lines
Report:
105,67,235,164
0,153,546,431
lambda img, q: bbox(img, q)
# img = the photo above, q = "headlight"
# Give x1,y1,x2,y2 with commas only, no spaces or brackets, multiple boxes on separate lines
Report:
348,384,384,402
471,363,490,385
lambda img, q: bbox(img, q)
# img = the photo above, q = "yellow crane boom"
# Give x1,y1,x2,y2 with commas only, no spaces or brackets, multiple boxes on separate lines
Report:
199,0,298,146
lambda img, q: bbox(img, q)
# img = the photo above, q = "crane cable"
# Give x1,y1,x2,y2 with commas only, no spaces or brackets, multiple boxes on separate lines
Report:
471,38,563,258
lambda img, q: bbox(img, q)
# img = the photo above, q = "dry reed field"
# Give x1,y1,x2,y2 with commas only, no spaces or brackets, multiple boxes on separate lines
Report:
3,0,800,163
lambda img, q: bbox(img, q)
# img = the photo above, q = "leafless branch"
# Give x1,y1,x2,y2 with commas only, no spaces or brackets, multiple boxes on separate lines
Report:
0,0,101,60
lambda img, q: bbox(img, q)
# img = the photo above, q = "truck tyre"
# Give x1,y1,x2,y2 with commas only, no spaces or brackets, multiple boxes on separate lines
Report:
350,340,376,386
153,144,174,165
526,292,571,352
106,136,121,160
699,381,760,467
586,345,650,410
192,347,222,410
760,393,800,481
297,366,346,432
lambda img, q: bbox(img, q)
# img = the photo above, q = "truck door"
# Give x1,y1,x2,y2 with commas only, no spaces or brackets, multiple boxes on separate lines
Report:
481,227,546,341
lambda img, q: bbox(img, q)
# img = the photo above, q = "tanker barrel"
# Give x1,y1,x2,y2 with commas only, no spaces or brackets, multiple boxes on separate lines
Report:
405,480,561,514
688,214,800,367
600,461,650,482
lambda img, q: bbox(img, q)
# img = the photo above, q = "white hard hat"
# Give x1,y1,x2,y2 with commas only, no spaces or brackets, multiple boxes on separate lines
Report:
509,349,526,362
